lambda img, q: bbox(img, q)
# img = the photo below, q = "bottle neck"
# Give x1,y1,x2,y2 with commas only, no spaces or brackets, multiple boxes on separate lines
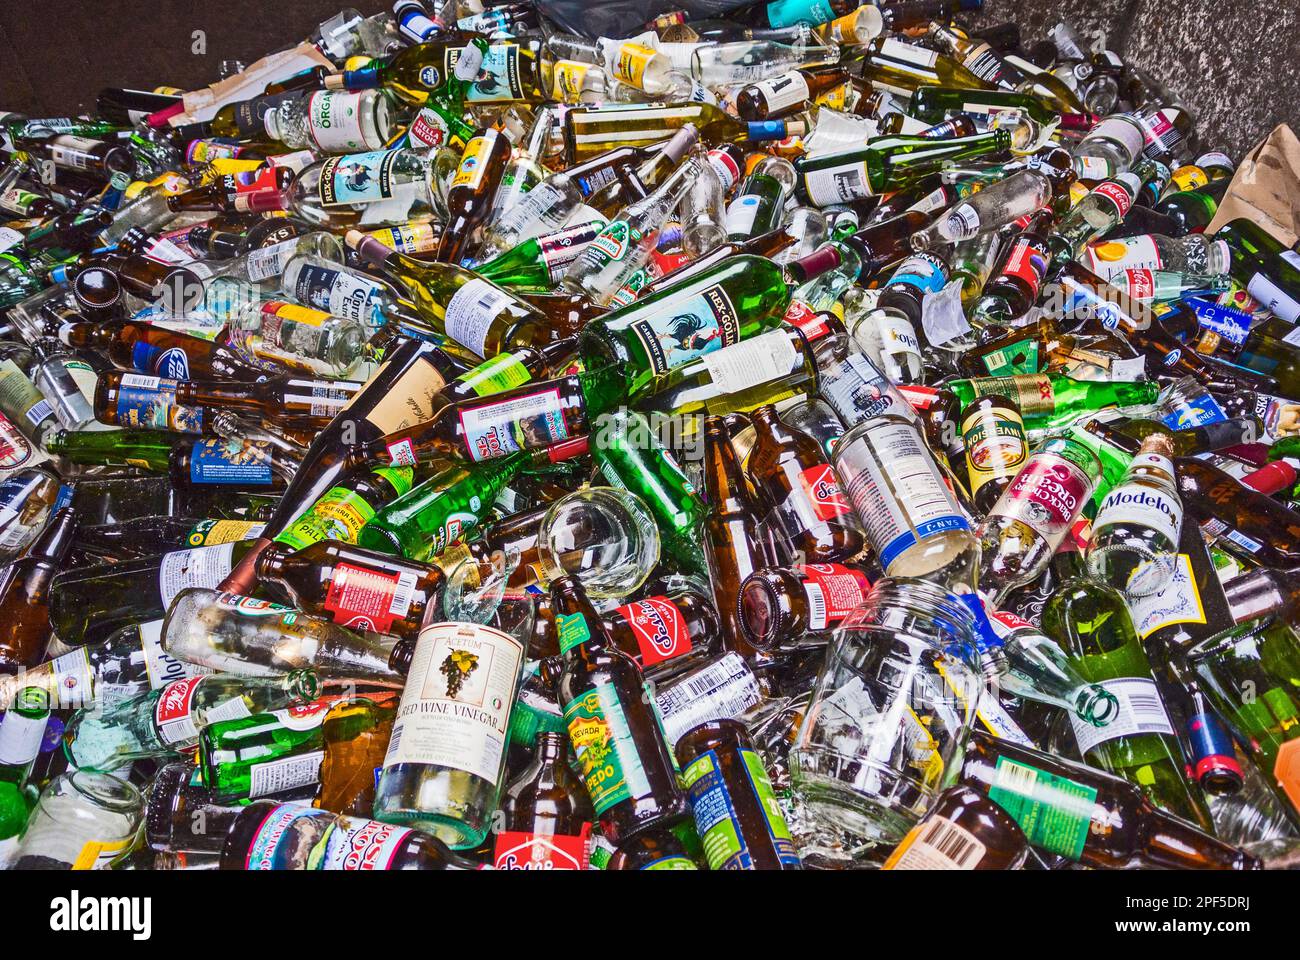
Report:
1142,806,1258,870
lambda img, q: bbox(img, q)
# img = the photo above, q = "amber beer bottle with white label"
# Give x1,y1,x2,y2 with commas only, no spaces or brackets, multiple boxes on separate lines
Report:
434,126,513,264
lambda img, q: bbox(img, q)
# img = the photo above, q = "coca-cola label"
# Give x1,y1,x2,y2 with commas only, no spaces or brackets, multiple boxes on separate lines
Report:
1093,180,1133,218
493,825,591,869
614,596,692,667
154,675,205,745
992,452,1093,542
1124,268,1156,300
799,463,852,521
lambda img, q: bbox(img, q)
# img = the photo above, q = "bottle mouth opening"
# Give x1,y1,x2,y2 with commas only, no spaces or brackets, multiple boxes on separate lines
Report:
1077,685,1121,727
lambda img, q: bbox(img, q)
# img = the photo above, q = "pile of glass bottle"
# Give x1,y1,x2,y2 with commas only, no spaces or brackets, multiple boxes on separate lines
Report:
0,0,1298,872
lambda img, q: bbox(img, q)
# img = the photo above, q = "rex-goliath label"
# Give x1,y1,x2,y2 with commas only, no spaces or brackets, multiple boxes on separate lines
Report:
384,622,523,783
627,283,740,375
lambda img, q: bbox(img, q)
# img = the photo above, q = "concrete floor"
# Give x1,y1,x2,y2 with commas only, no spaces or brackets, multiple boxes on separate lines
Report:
0,0,1294,161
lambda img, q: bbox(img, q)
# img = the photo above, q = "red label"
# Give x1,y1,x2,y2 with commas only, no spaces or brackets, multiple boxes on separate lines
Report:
1124,268,1155,299
409,112,447,147
707,148,741,190
797,563,870,629
897,383,940,411
155,675,204,727
493,825,592,869
783,299,828,338
1000,238,1048,299
997,453,1091,539
614,596,692,666
799,463,852,520
324,562,402,633
1094,180,1132,218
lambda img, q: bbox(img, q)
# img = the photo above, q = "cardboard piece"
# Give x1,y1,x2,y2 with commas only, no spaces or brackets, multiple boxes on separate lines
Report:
1206,123,1300,246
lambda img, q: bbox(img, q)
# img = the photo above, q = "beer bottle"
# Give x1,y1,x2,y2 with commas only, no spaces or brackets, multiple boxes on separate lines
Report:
551,575,686,844
493,730,595,869
273,464,417,551
604,823,700,870
737,562,872,650
0,509,78,673
1175,455,1300,568
435,125,513,264
47,429,295,491
254,540,445,641
882,785,1030,870
675,719,801,869
316,696,399,816
62,319,267,384
735,68,851,121
958,730,1258,869
960,395,1029,514
747,404,864,563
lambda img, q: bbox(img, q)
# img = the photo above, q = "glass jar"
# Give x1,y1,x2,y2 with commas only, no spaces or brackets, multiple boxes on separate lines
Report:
12,769,142,869
538,487,661,598
831,413,979,589
792,578,981,846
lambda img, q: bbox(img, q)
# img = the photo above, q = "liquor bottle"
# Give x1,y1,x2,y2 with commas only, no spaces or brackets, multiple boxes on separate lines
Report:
724,156,795,242
220,297,368,379
346,230,554,360
217,339,457,595
253,540,444,641
551,575,686,843
910,168,1053,249
315,696,398,815
737,562,872,650
435,125,513,264
0,509,78,674
1042,548,1213,830
735,68,851,120
562,102,801,163
793,129,1012,206
493,730,595,869
976,435,1101,603
746,404,863,563
882,784,1030,870
374,608,531,848
957,730,1257,869
591,407,707,574
906,86,1077,129
150,792,482,869
328,37,544,106
161,588,404,684
948,372,1160,434
472,219,606,291
1085,433,1183,598
858,34,994,95
60,320,266,382
64,670,320,771
561,154,704,307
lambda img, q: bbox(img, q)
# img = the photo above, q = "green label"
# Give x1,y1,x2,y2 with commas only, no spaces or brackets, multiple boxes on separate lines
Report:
981,338,1040,376
276,487,377,550
643,855,698,870
456,352,532,397
372,466,414,496
556,612,591,654
986,756,1097,861
564,682,647,816
681,748,799,870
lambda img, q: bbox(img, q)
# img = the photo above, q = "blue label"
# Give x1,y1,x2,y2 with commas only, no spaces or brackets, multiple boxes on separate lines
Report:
625,283,740,375
1188,296,1252,346
1159,391,1226,429
888,254,948,297
115,380,203,433
189,439,275,485
318,150,398,206
130,341,191,380
54,483,75,512
878,516,970,570
448,44,523,103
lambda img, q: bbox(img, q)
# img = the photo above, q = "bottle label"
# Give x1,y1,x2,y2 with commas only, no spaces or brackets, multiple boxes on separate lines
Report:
458,386,569,462
539,221,605,281
962,406,1028,496
975,690,1037,748
138,618,200,691
1125,553,1206,639
70,837,132,870
839,420,969,572
980,338,1039,376
796,563,871,631
802,158,874,206
445,43,524,103
322,562,417,633
643,855,698,870
1273,739,1300,816
1093,471,1182,546
627,283,740,376
307,91,380,153
990,451,1092,542
796,463,853,521
112,374,203,432
612,596,692,667
998,237,1049,300
586,218,643,264
0,692,48,766
706,148,742,191
986,756,1096,861
753,72,811,115
292,264,378,326
359,359,448,435
1246,270,1300,323
611,42,656,88
0,412,40,469
681,747,799,870
888,253,948,298
1086,235,1162,279
318,150,399,206
408,107,451,149
456,352,532,397
1093,180,1133,219
451,132,494,191
188,439,275,485
564,680,659,816
158,542,236,608
699,329,798,395
1068,677,1175,756
883,814,988,870
551,61,592,103
384,622,524,782
493,826,592,870
246,240,312,284
154,675,207,745
656,653,762,752
724,193,764,237
970,373,1056,414
444,278,513,358
187,518,265,546
247,750,327,798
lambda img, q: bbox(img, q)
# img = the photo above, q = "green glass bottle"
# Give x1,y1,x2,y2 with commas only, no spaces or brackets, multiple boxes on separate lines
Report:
948,372,1159,433
473,220,607,291
327,37,544,106
0,686,48,839
908,86,1065,127
793,129,1012,206
1042,549,1213,831
592,408,709,577
198,698,336,804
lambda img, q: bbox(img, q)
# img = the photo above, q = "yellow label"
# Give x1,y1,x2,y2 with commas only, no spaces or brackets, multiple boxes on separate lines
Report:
368,221,438,254
1170,164,1208,192
1068,180,1090,207
552,61,591,103
313,496,371,541
125,458,152,469
267,301,328,327
149,172,190,195
72,837,131,870
208,158,264,177
614,43,655,88
815,82,849,110
451,135,491,189
189,518,263,546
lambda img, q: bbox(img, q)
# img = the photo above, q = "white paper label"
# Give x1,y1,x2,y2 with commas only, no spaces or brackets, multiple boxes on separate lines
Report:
245,237,300,282
1093,472,1182,546
444,279,512,358
1126,553,1207,639
308,91,378,152
700,330,798,394
755,71,810,114
1069,676,1174,755
0,706,47,766
656,653,761,751
890,816,987,870
248,750,325,798
157,543,236,609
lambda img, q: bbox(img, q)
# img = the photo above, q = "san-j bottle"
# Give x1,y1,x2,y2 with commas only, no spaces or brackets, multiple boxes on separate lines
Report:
493,730,595,869
551,575,686,844
958,730,1258,869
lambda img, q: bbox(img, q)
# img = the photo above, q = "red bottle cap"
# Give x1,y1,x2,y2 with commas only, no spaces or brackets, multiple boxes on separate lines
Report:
1242,460,1297,495
147,101,187,128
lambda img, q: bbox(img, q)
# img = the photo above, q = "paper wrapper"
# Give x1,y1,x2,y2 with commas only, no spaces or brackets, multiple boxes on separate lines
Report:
174,43,335,125
1207,123,1300,246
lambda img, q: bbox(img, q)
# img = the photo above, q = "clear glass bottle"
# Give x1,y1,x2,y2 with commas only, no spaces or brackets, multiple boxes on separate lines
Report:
262,90,395,154
537,487,661,598
11,769,142,869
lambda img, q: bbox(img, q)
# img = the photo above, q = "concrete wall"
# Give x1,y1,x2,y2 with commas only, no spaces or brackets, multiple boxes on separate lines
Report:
0,0,1295,160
